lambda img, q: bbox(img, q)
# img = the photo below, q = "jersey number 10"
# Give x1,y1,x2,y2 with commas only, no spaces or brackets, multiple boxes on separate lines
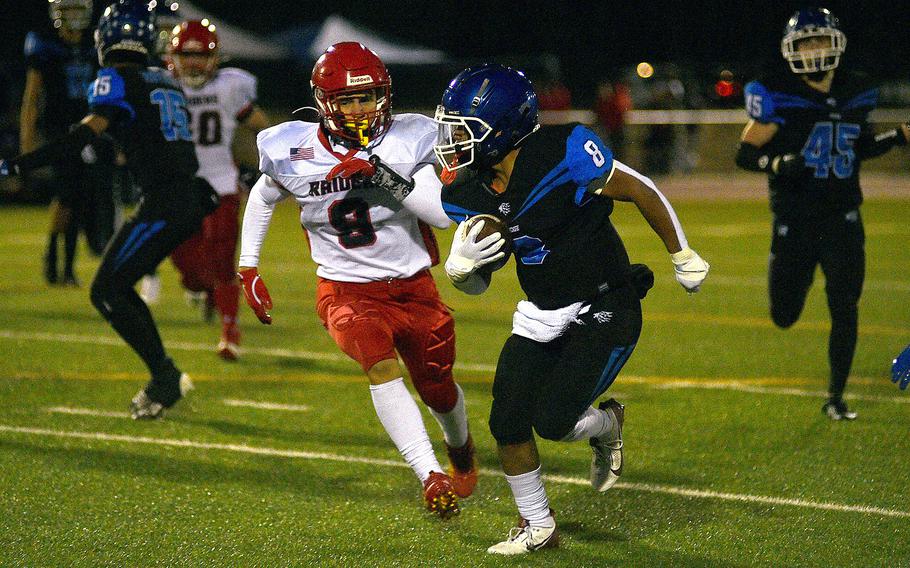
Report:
801,122,860,179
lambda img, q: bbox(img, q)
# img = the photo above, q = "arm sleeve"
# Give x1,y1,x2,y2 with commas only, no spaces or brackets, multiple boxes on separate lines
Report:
238,174,291,267
613,160,688,250
399,164,451,229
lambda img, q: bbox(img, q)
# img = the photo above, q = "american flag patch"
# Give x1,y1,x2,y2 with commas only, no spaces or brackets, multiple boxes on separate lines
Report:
290,147,315,161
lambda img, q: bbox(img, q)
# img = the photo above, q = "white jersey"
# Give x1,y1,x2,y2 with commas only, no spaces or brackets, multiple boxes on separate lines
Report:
181,67,257,196
240,113,443,282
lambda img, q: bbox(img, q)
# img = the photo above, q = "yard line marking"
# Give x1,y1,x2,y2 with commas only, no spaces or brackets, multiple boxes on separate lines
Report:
46,406,128,418
0,424,907,519
648,381,910,403
0,330,497,373
221,399,311,412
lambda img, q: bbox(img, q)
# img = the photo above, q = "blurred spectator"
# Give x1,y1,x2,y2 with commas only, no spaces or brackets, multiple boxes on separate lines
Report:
594,80,631,161
536,76,572,111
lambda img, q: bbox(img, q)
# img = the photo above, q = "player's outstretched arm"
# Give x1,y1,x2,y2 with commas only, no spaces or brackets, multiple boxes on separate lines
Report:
1,114,108,176
735,120,805,176
595,161,709,293
237,174,288,324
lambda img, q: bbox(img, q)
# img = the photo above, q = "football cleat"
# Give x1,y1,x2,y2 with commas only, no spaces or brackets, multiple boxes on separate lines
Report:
423,471,460,519
822,399,857,421
487,512,559,555
590,398,624,492
217,324,241,361
130,373,194,420
445,435,478,498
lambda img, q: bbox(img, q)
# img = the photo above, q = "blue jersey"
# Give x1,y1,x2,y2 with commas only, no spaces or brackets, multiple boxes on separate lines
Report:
743,68,878,216
88,66,198,197
24,31,96,134
441,123,630,309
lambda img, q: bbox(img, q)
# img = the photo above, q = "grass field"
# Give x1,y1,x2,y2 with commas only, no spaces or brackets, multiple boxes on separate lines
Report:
1,179,909,567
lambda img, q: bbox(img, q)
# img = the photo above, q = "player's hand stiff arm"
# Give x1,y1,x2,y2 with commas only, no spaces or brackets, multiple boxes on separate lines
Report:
444,220,506,287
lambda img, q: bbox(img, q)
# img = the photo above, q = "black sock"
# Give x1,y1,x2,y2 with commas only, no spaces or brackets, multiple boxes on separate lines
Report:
92,284,168,374
828,306,858,400
63,224,78,277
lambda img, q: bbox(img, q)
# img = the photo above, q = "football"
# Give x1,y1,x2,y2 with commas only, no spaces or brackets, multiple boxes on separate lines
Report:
463,214,511,272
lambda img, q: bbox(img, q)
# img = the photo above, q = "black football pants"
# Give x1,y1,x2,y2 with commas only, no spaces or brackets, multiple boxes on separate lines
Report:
90,179,218,377
489,286,642,446
768,209,865,400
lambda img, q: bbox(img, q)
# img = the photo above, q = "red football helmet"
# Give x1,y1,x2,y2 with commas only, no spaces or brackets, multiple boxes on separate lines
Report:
167,19,220,88
311,42,392,146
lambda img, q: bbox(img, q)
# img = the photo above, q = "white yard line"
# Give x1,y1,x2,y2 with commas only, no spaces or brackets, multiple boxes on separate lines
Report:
221,399,311,412
650,382,910,404
0,424,907,519
46,406,129,418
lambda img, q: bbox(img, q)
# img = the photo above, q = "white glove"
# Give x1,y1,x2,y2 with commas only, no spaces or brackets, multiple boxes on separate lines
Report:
670,247,709,293
444,219,507,283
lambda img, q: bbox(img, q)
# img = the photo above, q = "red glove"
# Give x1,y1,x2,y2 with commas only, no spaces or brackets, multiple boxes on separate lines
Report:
237,267,273,324
327,156,376,180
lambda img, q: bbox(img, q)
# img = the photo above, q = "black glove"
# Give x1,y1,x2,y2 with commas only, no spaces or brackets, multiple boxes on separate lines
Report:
771,153,805,177
368,155,414,202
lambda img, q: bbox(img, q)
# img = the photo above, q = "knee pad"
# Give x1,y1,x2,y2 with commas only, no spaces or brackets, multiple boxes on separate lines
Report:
325,300,395,372
409,316,456,411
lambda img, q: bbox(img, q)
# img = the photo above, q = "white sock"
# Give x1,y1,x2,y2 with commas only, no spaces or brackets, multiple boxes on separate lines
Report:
505,466,555,529
370,378,442,483
560,405,616,442
428,383,469,448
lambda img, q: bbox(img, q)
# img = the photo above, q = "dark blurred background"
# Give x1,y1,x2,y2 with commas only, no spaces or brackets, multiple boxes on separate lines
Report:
3,0,909,194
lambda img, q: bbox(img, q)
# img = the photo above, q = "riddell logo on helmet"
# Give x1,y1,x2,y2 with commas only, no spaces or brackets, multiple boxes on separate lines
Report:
347,74,373,86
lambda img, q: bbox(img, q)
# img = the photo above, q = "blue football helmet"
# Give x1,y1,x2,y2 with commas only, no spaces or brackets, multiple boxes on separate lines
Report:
892,343,910,390
781,7,846,74
94,1,157,65
434,63,540,171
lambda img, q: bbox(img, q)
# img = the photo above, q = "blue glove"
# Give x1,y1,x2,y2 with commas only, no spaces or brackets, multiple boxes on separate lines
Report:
891,343,910,390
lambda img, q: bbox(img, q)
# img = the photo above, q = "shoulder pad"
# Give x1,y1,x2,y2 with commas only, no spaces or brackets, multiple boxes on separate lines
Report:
24,31,64,62
744,81,785,124
88,68,135,121
565,124,613,187
257,121,315,178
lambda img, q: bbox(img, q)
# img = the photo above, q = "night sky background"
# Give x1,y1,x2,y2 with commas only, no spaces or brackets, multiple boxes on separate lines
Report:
4,0,910,110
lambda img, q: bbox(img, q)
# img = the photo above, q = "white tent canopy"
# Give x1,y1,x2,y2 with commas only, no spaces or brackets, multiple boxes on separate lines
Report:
307,14,447,64
168,1,291,61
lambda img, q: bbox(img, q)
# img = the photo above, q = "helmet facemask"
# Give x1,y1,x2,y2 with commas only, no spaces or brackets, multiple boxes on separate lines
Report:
315,86,391,147
433,106,493,172
781,27,846,74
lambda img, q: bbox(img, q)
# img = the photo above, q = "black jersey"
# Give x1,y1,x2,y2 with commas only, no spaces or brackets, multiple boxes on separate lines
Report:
743,69,878,216
87,65,198,197
441,123,630,310
23,31,96,135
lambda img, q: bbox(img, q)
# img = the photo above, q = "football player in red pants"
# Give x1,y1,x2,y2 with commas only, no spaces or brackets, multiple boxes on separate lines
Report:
238,43,477,518
153,19,270,360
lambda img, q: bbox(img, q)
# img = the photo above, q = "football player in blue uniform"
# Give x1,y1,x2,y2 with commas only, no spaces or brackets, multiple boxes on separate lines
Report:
2,1,219,419
735,8,910,420
892,344,910,391
433,64,709,554
20,0,119,285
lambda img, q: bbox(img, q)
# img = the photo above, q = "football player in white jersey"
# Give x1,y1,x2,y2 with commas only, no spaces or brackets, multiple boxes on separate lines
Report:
237,42,477,518
146,19,270,360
